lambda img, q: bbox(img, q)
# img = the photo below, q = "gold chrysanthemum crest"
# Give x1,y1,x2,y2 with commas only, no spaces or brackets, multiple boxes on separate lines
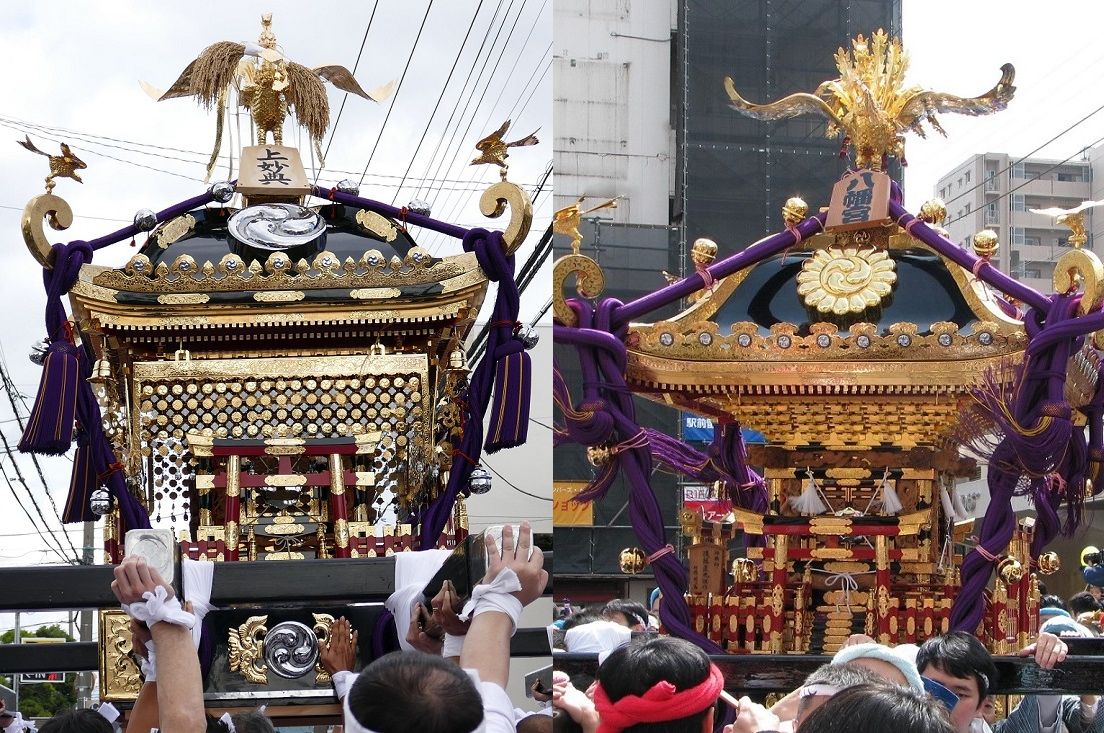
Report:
797,247,896,315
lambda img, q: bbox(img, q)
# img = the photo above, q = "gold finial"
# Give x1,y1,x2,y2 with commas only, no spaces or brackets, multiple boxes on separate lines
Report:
691,238,719,266
725,30,1015,169
470,120,539,181
972,229,999,260
997,555,1025,584
552,196,619,255
782,197,809,228
618,547,647,575
1030,199,1102,249
258,13,278,49
18,136,87,194
918,198,948,226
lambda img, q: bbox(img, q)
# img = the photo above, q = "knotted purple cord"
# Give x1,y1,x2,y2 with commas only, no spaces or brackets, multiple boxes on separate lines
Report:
420,228,525,547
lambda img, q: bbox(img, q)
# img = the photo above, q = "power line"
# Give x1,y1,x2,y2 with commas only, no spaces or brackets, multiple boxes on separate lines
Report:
940,101,1104,209
389,1,487,206
943,131,1104,229
315,2,381,184
481,458,550,501
356,0,437,187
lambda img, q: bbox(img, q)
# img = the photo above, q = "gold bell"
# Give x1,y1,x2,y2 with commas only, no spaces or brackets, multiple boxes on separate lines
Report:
618,547,647,575
997,556,1025,584
1036,551,1061,576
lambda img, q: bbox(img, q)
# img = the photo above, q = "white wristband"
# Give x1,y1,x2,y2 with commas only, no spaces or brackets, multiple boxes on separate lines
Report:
443,633,465,658
459,568,524,635
140,639,157,682
121,586,196,629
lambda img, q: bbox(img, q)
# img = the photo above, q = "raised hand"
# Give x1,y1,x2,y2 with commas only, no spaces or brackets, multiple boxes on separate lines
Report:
482,522,548,607
321,617,358,674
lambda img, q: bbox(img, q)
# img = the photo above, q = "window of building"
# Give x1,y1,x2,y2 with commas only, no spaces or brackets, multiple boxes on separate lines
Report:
1012,162,1025,179
1012,194,1025,211
1024,236,1040,246
1012,226,1025,245
965,203,971,214
965,171,971,183
1024,267,1042,279
1057,172,1081,182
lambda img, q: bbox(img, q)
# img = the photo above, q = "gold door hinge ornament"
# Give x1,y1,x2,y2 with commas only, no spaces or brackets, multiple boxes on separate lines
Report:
228,615,269,684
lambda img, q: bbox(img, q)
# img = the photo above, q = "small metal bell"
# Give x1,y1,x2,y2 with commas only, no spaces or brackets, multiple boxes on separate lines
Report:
29,339,49,366
468,465,492,495
90,488,112,516
407,199,431,217
517,325,540,350
209,181,235,203
336,180,360,196
133,209,158,232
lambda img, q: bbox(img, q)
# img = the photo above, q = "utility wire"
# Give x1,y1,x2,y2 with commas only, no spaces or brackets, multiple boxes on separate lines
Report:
356,0,437,188
389,1,487,206
481,458,550,501
315,2,380,184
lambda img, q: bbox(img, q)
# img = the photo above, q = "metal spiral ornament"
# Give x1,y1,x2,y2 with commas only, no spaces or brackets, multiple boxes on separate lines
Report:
263,621,319,679
228,203,326,251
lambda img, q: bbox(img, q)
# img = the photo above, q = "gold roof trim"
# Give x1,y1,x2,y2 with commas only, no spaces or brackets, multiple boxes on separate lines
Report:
91,247,472,294
630,320,1024,364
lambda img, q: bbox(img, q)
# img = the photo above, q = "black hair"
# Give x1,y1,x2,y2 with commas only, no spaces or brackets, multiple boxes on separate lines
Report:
796,663,880,721
348,650,483,733
603,599,650,629
562,608,603,630
799,682,954,733
38,710,114,733
1068,591,1099,615
517,713,553,733
231,712,276,733
596,637,715,733
1040,595,1070,613
915,631,996,702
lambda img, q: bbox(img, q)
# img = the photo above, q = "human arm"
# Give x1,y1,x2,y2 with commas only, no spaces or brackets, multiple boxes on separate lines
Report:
124,620,159,733
553,679,600,733
725,696,781,733
112,558,205,733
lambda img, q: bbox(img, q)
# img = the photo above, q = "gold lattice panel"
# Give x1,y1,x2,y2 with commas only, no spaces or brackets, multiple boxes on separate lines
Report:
133,354,429,444
709,396,966,448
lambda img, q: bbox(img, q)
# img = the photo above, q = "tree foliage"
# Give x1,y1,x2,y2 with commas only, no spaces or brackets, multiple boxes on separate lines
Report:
0,626,78,718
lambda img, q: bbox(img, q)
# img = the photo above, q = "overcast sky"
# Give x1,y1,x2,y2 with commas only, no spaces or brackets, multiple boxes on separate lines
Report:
902,0,1104,212
0,1,551,635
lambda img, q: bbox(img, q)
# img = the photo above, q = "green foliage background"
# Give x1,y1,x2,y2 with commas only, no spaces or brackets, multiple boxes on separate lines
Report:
0,626,78,718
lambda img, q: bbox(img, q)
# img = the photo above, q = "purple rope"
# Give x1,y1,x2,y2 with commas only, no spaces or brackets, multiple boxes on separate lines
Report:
611,213,828,327
313,186,469,241
886,201,1050,313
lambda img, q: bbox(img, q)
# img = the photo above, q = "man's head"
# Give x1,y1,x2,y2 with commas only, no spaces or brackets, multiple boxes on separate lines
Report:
916,632,996,733
798,682,954,733
603,599,650,631
347,651,483,733
794,662,879,730
1069,591,1099,616
595,637,720,733
831,642,924,691
38,710,113,733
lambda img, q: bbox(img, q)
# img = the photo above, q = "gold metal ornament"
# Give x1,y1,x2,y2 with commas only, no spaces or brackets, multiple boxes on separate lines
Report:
731,557,758,583
1054,246,1104,316
797,246,897,314
972,230,999,260
997,556,1025,585
1029,199,1103,250
1036,551,1060,576
554,253,606,327
691,238,719,267
479,181,534,255
724,30,1015,168
228,615,269,684
618,547,647,574
782,198,809,228
552,197,618,256
21,193,74,270
918,199,948,227
586,444,612,466
470,119,540,181
312,613,336,683
18,136,87,194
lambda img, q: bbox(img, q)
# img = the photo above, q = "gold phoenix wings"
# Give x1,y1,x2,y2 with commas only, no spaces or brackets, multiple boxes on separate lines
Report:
724,30,1015,168
145,16,394,179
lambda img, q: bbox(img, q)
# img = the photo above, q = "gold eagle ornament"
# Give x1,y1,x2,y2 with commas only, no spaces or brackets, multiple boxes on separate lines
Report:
470,119,539,180
18,135,87,193
724,30,1015,169
145,14,394,180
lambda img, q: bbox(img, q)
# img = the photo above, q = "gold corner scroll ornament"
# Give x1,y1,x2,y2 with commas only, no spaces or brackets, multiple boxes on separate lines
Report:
553,252,605,328
100,610,142,701
22,193,73,270
312,613,336,683
228,615,269,684
479,181,533,255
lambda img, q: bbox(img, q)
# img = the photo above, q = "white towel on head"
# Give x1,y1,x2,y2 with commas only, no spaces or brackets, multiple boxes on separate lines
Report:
563,620,631,654
383,549,452,651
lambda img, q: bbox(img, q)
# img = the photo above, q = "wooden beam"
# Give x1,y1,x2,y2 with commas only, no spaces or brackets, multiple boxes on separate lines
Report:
0,553,553,611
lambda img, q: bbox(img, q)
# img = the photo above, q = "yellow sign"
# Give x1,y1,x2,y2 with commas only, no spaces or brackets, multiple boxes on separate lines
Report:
554,481,593,526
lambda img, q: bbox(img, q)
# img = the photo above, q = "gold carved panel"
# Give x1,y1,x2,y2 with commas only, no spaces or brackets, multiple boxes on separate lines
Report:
100,610,142,701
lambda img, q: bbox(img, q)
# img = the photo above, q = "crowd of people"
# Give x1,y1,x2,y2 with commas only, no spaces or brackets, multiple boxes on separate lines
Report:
546,583,1104,733
9,521,547,733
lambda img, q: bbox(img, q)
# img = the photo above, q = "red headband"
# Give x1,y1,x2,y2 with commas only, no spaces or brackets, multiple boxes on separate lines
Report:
592,663,724,733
